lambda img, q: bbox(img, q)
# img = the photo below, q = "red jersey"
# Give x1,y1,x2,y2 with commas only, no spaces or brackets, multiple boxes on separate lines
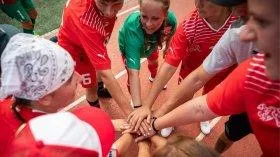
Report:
0,98,44,155
58,0,116,70
165,10,236,93
207,53,280,157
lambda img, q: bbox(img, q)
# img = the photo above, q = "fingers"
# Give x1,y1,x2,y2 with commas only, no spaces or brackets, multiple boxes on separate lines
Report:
135,135,147,143
127,111,135,124
138,125,145,136
134,116,145,131
135,130,155,142
122,127,134,134
147,114,151,124
139,120,150,136
120,123,131,130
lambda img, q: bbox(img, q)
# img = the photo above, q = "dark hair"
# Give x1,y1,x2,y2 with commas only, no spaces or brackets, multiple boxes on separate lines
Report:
12,98,32,123
139,0,170,50
153,134,219,157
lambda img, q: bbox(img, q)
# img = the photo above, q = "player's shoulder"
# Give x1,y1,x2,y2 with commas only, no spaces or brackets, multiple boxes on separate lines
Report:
125,11,140,24
167,11,177,25
121,11,142,32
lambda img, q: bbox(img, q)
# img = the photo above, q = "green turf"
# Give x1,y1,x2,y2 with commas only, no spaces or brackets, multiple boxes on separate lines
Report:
0,0,67,35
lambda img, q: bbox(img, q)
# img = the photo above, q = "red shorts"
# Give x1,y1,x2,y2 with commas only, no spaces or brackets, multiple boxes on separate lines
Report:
58,35,97,88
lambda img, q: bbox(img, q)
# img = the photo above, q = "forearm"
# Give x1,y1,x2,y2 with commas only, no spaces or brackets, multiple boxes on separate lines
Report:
155,66,211,117
113,133,134,157
154,95,218,130
98,70,132,115
128,69,141,106
137,141,151,157
144,62,176,108
150,135,167,149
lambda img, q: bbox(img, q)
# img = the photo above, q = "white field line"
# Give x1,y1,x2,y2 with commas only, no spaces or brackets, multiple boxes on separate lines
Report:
54,3,220,141
117,5,139,17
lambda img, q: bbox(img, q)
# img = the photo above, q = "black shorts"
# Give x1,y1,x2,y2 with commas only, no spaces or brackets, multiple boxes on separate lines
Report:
224,113,252,142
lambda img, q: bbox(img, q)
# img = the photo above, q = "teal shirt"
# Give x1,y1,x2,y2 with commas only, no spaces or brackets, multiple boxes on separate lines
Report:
118,11,177,70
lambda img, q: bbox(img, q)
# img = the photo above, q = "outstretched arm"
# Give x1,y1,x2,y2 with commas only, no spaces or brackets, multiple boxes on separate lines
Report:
98,69,133,116
154,95,217,131
128,69,142,107
137,140,152,157
143,62,177,110
112,133,134,157
127,62,177,131
135,95,218,142
154,65,213,117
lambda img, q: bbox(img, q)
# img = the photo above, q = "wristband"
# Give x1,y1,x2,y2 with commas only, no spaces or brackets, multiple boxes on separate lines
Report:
134,105,142,108
151,117,159,133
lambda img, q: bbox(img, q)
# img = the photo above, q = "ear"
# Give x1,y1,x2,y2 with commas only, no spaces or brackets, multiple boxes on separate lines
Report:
37,94,53,107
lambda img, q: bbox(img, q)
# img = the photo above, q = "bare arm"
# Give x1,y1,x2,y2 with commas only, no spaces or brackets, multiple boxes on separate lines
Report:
143,62,177,109
98,69,133,115
154,95,218,130
137,141,152,157
128,69,141,106
154,65,214,117
135,95,218,142
150,135,167,149
112,133,134,157
127,62,176,131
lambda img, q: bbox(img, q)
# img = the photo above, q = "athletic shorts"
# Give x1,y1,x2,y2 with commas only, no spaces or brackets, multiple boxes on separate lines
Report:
0,0,35,22
58,35,97,88
224,113,252,142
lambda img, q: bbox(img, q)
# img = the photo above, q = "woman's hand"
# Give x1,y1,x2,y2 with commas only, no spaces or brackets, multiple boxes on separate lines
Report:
135,117,157,142
127,106,152,132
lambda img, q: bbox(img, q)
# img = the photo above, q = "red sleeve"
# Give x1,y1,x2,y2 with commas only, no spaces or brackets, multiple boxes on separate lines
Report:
164,22,190,67
206,59,251,116
78,24,111,70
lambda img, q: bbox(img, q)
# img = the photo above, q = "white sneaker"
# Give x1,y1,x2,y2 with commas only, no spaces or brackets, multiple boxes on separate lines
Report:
200,121,211,135
160,127,173,137
148,75,167,89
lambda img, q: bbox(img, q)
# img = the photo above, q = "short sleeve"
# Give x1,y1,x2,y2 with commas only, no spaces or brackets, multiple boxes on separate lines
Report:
118,14,143,70
164,23,190,67
167,11,177,35
206,59,251,116
202,28,236,74
122,31,142,70
78,23,111,70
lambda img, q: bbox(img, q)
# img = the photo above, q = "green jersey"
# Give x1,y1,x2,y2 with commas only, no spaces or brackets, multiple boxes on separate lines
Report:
118,11,177,70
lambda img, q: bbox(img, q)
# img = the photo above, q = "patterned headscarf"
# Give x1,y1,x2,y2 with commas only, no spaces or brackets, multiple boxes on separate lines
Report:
0,33,75,100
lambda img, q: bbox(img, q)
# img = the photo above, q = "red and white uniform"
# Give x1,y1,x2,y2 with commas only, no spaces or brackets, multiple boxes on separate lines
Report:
207,53,280,157
165,10,236,93
0,98,44,155
58,0,116,87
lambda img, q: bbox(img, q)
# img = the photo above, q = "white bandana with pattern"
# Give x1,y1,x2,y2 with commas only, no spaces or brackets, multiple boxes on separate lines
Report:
0,33,75,100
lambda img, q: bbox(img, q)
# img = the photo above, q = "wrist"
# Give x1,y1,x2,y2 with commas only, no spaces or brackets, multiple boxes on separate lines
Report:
151,117,159,133
134,105,142,108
